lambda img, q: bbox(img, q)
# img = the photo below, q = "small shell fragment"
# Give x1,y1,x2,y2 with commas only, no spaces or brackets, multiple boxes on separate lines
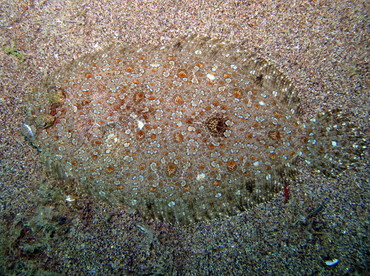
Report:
20,123,35,140
66,195,76,202
325,258,339,266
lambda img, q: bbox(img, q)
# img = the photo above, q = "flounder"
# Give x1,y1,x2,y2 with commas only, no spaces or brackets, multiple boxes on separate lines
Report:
25,35,367,224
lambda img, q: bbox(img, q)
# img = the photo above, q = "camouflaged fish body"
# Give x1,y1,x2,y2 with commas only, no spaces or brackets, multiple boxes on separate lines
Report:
25,35,366,224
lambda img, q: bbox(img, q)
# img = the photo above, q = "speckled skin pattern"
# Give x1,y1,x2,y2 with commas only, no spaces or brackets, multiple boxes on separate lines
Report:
26,35,365,224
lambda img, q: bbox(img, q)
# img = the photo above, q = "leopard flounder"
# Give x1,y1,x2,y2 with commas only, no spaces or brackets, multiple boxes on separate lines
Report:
25,35,366,224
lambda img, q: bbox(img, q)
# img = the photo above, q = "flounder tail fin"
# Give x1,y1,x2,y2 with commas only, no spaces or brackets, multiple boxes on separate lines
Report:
303,109,368,177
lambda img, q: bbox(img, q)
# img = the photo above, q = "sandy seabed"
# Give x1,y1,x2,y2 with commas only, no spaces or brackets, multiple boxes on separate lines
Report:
0,0,368,275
